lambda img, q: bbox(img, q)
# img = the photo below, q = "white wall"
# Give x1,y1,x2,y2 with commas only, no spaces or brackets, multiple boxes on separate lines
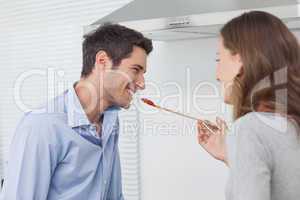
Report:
139,38,230,200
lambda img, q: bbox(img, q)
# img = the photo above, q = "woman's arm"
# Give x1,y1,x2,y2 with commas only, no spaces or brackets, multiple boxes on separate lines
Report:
226,115,272,200
197,113,272,200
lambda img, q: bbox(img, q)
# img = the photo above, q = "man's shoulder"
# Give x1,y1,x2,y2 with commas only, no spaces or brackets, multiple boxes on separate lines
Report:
22,91,69,127
14,109,69,143
23,110,68,127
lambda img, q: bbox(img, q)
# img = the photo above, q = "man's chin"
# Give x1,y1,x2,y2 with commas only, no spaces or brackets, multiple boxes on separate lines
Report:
117,100,131,109
122,103,131,109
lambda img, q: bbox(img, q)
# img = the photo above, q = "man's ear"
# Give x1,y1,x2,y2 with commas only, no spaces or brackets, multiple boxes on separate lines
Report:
94,50,113,71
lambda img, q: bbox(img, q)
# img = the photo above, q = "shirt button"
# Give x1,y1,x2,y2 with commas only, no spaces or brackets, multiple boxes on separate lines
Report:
104,180,107,185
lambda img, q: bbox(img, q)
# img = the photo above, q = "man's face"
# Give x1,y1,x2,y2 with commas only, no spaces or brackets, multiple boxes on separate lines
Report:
103,46,147,108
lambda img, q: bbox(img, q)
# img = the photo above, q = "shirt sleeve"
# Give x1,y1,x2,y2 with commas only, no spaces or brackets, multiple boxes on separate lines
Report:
226,115,272,200
1,114,58,200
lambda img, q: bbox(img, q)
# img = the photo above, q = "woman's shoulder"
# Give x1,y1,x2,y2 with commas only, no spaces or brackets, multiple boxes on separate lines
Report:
227,112,274,147
232,112,299,137
227,112,299,162
226,112,280,168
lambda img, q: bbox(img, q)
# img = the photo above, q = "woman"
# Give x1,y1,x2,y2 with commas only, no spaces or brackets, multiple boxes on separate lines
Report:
197,11,300,200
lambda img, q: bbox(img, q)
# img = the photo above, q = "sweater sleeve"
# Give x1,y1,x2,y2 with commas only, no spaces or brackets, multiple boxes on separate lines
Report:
226,113,272,200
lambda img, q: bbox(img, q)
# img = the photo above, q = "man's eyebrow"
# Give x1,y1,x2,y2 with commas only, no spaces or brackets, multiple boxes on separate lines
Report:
133,64,146,73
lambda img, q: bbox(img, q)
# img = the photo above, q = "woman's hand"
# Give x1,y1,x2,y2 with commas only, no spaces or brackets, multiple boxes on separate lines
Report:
197,117,228,166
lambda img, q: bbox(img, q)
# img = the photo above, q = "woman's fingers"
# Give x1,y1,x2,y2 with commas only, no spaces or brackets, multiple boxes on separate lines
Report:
203,120,219,133
198,133,209,144
197,120,208,132
197,118,228,164
216,117,228,135
197,120,210,144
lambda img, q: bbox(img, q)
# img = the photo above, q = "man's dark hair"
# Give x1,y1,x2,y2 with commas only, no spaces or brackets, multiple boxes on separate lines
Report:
81,23,153,77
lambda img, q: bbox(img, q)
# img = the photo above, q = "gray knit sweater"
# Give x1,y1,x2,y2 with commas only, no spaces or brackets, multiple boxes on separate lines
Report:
226,112,300,200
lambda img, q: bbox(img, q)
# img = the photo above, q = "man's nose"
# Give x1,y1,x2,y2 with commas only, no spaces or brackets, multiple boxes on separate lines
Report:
136,75,145,90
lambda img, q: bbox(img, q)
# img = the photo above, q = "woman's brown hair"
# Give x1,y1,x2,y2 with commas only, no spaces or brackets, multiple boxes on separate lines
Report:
220,11,300,127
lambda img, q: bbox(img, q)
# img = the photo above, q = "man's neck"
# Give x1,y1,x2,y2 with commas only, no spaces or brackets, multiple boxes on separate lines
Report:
74,80,111,124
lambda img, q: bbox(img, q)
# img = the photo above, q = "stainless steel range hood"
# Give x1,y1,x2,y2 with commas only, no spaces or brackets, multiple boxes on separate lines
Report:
87,0,300,41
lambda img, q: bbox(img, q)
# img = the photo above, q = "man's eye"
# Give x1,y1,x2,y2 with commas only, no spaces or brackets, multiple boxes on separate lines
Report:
215,58,220,62
132,68,139,72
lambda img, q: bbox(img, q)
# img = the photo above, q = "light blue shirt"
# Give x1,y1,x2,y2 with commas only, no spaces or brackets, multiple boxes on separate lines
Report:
1,86,124,200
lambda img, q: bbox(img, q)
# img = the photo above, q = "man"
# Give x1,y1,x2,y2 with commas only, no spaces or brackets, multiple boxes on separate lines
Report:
1,23,153,199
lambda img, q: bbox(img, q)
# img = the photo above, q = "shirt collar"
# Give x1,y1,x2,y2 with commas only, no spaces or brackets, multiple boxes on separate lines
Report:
67,85,90,128
66,84,120,128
